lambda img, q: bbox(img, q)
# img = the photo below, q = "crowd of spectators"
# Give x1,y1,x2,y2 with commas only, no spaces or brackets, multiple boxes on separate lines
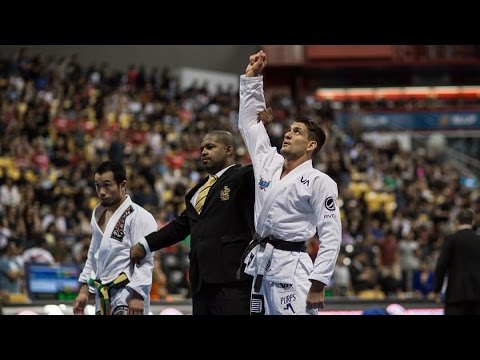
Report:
1,48,479,304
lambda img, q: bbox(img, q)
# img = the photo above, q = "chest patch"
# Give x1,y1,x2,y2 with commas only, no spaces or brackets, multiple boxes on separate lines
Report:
220,186,231,201
111,205,134,241
259,177,271,191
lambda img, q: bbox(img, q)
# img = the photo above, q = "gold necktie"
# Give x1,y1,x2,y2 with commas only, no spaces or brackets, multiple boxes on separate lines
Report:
195,175,218,214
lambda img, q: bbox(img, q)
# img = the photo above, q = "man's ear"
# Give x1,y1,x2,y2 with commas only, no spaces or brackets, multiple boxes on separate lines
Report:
307,140,318,153
120,180,127,192
225,144,234,156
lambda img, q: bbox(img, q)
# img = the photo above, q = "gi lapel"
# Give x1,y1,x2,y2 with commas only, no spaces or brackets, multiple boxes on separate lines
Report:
256,161,312,235
104,195,134,243
95,196,134,277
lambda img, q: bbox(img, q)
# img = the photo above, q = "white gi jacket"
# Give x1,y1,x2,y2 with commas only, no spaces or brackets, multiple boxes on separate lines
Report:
239,75,342,286
78,195,157,304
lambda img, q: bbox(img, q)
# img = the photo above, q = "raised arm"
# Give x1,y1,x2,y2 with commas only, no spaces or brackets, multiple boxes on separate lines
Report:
238,50,275,164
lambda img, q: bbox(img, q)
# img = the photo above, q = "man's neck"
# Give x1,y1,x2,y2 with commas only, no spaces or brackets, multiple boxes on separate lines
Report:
107,195,127,212
282,156,309,178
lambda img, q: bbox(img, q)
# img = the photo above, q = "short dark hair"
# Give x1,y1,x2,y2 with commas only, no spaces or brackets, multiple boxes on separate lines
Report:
207,130,235,149
458,208,475,226
295,117,326,157
94,161,127,185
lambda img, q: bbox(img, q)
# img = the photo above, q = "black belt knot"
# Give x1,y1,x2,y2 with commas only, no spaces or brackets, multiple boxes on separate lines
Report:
236,233,306,280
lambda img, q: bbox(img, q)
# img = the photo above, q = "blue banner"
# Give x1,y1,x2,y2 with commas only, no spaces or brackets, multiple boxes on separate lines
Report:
337,111,480,130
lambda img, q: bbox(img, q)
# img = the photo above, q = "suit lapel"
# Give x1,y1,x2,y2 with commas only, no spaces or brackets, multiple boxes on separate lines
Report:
197,165,240,215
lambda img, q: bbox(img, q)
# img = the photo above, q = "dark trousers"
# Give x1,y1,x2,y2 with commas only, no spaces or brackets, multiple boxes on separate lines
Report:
445,301,480,315
193,279,252,315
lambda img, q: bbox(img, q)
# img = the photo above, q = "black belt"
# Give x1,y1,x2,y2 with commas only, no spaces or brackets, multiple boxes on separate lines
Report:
236,234,306,280
268,238,306,252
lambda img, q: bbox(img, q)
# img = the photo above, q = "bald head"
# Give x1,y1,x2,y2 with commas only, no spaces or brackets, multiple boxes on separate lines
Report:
200,130,235,175
208,130,235,148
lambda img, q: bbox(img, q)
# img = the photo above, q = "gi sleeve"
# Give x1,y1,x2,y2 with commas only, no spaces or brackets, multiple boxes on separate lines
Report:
309,176,342,286
238,75,274,165
78,215,99,293
127,211,158,300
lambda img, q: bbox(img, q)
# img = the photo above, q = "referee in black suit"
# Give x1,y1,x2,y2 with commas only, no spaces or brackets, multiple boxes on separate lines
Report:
131,130,254,315
433,208,480,315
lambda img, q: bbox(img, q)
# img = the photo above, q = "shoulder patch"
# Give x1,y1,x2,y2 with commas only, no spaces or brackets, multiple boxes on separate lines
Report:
325,196,336,211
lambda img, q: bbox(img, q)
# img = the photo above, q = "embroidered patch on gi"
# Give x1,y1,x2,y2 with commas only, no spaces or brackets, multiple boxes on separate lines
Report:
251,294,265,315
220,186,231,201
278,283,295,292
300,176,310,186
112,305,129,315
283,303,296,314
258,177,271,191
111,205,134,241
325,196,336,211
280,293,297,314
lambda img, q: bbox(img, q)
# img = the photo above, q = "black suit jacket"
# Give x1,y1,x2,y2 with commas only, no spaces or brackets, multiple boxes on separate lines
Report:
145,164,255,295
433,228,480,304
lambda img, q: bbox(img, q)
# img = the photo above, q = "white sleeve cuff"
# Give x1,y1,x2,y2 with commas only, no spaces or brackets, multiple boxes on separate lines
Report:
240,74,263,81
308,274,330,287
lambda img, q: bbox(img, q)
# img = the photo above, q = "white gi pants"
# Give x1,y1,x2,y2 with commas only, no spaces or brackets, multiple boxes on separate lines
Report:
250,249,318,315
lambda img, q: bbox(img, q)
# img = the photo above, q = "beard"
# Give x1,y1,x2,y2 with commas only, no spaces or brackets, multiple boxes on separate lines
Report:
202,159,222,175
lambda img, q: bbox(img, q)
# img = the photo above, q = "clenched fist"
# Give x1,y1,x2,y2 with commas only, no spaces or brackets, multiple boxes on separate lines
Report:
246,50,267,77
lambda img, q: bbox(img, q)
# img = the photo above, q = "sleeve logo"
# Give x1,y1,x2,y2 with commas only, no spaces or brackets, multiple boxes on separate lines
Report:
325,196,336,211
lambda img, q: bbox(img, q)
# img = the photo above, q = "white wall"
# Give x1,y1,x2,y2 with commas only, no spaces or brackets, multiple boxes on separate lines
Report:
176,67,239,95
0,45,258,73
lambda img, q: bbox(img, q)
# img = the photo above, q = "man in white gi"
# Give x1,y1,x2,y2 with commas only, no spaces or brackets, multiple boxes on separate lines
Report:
238,50,342,315
73,161,157,315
